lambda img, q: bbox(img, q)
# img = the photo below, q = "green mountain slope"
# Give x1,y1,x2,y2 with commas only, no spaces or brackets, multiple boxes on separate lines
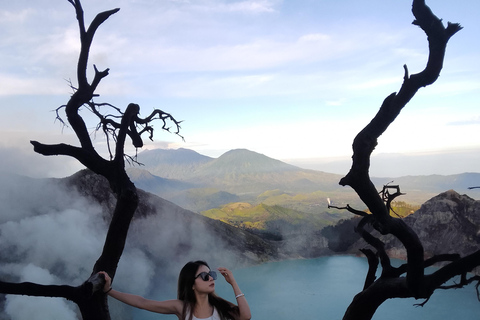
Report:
132,147,480,214
202,202,333,240
187,149,345,194
195,148,298,175
168,188,240,212
256,189,362,219
137,148,345,193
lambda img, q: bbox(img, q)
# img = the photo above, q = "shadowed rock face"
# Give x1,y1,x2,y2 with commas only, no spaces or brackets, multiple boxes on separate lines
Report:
63,169,333,265
339,190,480,269
389,190,480,258
62,169,280,266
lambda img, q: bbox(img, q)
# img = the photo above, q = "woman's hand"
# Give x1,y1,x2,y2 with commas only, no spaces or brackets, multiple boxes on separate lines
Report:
217,267,251,320
98,271,112,293
217,267,236,285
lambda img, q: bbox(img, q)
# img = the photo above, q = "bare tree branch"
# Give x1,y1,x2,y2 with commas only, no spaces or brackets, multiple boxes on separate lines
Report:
6,1,183,319
339,0,462,301
0,281,77,301
339,2,476,320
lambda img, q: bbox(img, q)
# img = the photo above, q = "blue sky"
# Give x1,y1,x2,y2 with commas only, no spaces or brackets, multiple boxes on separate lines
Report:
0,0,479,178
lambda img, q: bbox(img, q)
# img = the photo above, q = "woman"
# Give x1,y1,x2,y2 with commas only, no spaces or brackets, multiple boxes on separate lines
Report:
99,260,251,320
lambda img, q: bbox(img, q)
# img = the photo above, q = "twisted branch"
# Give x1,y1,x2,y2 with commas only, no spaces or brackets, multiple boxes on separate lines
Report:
339,0,462,299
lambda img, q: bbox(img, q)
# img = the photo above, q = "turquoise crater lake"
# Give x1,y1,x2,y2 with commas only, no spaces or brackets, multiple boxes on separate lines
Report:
133,256,480,320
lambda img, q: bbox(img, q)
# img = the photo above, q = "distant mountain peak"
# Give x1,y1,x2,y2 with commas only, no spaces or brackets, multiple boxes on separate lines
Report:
135,148,213,179
138,148,213,164
210,149,298,173
133,147,344,195
221,148,274,157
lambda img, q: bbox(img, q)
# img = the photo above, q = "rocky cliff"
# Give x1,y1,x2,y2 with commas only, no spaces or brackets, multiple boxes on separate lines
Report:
62,169,279,266
325,190,480,266
71,171,478,264
62,169,330,265
384,190,480,260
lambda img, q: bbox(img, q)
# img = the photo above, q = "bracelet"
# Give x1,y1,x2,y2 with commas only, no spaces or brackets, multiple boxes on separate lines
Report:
235,293,245,299
104,287,113,294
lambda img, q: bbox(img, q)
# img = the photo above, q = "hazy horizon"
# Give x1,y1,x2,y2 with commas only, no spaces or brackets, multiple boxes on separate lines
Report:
283,148,480,177
2,143,480,180
1,1,479,180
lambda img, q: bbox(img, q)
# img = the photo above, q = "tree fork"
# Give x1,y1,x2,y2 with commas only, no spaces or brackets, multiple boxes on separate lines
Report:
340,1,468,319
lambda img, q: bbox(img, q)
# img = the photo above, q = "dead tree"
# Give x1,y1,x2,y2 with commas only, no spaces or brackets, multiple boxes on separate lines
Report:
0,1,181,319
335,1,480,320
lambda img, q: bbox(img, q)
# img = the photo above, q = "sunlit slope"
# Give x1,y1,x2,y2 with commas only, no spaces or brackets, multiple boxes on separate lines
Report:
202,202,333,240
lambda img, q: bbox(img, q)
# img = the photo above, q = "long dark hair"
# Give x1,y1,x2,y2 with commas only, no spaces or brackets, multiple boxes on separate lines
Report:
178,260,239,320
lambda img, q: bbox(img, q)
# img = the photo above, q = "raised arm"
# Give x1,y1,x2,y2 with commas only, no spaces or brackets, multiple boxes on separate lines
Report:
99,272,183,316
217,267,252,320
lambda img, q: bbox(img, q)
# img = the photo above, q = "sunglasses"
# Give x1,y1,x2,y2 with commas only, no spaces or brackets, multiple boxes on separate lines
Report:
195,271,217,281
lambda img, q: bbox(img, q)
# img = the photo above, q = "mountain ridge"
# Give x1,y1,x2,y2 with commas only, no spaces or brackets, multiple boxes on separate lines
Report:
137,148,347,193
137,148,213,180
131,148,480,213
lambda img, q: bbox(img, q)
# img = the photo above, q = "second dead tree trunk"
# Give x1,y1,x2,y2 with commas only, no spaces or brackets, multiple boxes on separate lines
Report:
335,1,480,320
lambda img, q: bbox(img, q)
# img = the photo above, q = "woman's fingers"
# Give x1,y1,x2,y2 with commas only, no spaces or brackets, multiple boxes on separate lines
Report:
217,267,235,283
98,271,112,291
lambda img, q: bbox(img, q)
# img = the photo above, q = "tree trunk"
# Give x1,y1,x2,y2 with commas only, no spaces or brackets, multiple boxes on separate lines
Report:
337,1,480,320
0,1,181,319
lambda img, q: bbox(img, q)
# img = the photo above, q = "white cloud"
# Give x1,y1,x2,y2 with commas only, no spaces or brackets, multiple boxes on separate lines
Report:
220,0,277,14
180,117,363,160
0,8,34,24
176,0,278,14
0,74,67,95
124,37,328,73
325,98,346,106
160,73,276,98
420,79,480,97
0,131,84,178
349,76,401,91
375,110,480,155
298,33,330,42
0,0,478,177
39,27,81,63
447,116,480,126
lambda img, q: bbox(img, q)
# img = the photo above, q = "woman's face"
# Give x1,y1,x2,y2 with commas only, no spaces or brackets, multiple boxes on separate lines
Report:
193,264,216,294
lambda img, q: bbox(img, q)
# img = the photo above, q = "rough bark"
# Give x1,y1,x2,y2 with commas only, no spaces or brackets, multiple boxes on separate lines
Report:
0,1,181,319
339,1,480,320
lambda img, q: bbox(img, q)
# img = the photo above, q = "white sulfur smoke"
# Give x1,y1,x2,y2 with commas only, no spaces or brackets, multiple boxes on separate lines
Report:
0,173,114,318
0,168,240,319
0,208,106,281
4,264,78,320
